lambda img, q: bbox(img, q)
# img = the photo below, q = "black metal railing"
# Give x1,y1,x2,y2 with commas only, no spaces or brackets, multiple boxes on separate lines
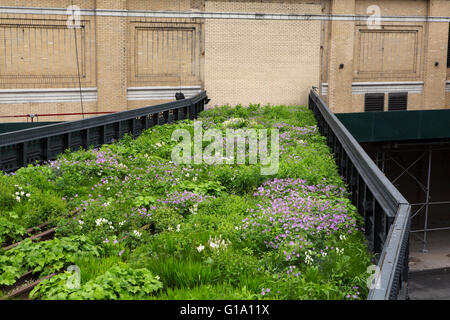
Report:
308,89,411,300
0,91,208,172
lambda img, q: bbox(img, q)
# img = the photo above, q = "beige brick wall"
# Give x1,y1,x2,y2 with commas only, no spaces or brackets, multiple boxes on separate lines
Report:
351,92,425,112
0,13,97,89
0,101,98,122
95,0,128,112
327,0,450,112
355,0,427,16
204,1,321,107
0,0,95,8
422,0,449,109
327,0,355,113
0,0,449,122
127,0,192,11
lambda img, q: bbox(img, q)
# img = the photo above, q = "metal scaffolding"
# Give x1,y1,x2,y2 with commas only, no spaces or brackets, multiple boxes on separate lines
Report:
374,141,450,253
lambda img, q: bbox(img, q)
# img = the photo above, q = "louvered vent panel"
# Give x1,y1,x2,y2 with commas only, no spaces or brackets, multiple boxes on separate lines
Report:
364,93,384,112
388,92,408,111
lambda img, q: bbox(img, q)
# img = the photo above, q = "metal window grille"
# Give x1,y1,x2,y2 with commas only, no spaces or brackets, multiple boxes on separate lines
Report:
388,92,408,111
365,93,384,112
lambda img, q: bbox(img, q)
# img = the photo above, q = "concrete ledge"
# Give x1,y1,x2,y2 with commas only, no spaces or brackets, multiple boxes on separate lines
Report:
0,6,449,22
321,81,425,95
127,86,202,101
0,88,97,104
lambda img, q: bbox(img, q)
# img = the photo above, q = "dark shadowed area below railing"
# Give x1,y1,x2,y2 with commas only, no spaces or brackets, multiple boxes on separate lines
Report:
308,89,411,300
0,91,208,172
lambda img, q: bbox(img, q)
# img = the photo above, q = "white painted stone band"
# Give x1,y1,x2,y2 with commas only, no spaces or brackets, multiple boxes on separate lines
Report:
127,86,202,101
321,81,426,96
0,88,97,104
0,86,203,103
0,6,449,22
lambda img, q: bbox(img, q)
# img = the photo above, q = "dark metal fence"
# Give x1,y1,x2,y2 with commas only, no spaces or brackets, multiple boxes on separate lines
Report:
309,89,411,300
0,91,208,172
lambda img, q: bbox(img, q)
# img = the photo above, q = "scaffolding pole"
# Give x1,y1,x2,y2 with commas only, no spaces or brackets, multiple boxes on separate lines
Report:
422,146,432,253
373,143,450,253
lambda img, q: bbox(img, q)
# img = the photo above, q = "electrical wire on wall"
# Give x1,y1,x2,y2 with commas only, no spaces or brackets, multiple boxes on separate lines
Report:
70,0,85,119
176,0,185,100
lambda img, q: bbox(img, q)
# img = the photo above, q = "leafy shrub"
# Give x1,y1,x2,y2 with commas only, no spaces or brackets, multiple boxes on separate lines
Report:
0,103,372,300
0,236,100,286
30,265,162,300
0,217,26,246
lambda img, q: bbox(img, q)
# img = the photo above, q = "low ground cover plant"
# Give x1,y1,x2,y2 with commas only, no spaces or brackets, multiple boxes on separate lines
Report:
0,104,372,300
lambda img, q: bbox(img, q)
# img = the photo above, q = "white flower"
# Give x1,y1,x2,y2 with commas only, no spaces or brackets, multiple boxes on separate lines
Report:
208,235,231,251
339,234,347,241
155,275,160,280
133,230,142,238
20,191,25,196
15,196,21,202
336,247,344,256
209,242,218,249
189,203,198,215
321,252,327,257
176,224,181,232
78,220,84,225
95,218,108,226
196,244,205,252
305,254,314,265
25,193,30,197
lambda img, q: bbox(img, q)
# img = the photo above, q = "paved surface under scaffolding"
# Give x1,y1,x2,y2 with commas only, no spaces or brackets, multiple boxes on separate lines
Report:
409,229,450,272
409,268,450,300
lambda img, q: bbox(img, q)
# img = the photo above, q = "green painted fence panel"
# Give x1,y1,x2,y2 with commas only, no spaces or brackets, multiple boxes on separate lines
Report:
0,122,61,134
336,110,450,142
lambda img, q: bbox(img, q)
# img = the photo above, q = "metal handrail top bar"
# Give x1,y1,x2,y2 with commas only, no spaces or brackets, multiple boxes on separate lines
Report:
309,90,408,216
0,91,207,147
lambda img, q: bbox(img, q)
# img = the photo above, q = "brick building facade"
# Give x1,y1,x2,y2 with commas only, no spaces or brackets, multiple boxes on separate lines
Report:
0,0,448,121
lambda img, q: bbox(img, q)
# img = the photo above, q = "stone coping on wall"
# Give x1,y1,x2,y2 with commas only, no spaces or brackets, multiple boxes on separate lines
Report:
0,6,449,22
127,86,202,101
0,88,97,104
321,81,425,96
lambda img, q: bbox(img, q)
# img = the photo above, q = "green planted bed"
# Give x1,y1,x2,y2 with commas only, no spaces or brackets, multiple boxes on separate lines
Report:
0,104,372,300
